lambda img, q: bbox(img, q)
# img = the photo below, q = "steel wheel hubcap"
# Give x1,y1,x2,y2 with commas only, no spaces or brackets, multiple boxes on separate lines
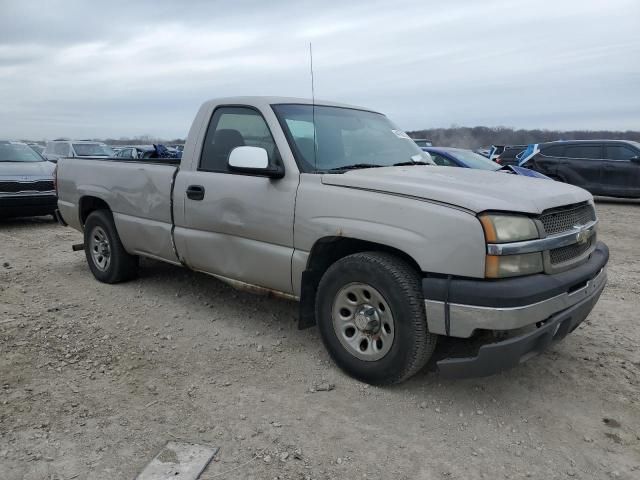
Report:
89,226,111,271
331,282,395,361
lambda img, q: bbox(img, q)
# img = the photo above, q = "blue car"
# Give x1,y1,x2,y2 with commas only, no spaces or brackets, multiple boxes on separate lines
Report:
422,147,550,179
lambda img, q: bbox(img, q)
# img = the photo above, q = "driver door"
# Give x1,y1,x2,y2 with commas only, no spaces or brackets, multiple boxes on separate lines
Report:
176,106,299,294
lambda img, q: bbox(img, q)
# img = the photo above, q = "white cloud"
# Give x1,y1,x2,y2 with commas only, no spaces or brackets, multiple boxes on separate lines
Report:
1,0,639,139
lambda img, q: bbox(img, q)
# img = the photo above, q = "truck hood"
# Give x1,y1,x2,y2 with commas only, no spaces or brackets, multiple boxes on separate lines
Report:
0,161,55,180
321,166,591,214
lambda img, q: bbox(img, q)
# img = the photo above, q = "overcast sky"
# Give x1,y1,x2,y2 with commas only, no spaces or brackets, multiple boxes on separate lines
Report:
1,0,639,139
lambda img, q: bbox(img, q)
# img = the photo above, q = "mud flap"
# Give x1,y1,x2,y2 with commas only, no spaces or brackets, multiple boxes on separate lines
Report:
299,270,320,329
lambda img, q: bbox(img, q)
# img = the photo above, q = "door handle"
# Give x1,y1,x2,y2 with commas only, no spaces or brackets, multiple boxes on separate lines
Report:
186,185,205,200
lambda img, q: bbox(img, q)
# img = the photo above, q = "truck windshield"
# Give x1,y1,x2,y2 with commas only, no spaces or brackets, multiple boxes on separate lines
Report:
0,142,44,162
72,143,115,156
272,104,432,172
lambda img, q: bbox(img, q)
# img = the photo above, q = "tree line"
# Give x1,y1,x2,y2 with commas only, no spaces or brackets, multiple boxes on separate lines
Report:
100,136,186,146
407,127,640,149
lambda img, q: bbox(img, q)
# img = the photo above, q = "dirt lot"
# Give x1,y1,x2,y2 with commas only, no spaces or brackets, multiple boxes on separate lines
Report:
1,199,639,480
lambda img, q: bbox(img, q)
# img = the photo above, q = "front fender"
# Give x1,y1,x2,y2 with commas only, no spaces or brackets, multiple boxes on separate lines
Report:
294,176,487,279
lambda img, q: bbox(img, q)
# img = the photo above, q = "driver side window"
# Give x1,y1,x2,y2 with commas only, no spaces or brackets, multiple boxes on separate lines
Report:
200,107,279,173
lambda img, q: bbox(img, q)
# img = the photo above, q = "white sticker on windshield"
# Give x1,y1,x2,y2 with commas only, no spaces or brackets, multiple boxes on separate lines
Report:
392,129,411,140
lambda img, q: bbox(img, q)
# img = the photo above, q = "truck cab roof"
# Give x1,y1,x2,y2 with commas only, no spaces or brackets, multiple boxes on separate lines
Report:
200,96,378,113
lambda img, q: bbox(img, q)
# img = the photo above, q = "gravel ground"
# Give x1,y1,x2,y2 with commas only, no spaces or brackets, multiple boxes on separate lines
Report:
1,199,639,480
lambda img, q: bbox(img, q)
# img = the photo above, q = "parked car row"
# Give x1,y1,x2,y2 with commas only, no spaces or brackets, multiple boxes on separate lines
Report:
473,140,640,198
422,146,550,180
5,134,638,221
2,138,187,219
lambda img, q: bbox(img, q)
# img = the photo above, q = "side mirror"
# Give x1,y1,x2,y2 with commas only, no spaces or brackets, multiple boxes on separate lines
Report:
228,146,284,178
630,155,640,164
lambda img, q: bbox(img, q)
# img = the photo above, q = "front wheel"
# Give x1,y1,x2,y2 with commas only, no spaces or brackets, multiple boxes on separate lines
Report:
84,210,138,283
316,252,437,385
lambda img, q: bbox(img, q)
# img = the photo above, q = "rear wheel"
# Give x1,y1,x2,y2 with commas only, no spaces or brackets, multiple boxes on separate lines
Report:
316,252,437,385
84,210,138,283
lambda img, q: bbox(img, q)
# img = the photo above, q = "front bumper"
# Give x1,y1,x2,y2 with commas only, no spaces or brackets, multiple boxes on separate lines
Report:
422,241,609,378
0,193,57,218
436,279,605,378
424,242,608,338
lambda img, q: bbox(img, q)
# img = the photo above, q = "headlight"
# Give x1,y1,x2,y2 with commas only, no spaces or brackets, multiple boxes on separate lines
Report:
479,213,543,278
485,252,543,278
479,213,539,243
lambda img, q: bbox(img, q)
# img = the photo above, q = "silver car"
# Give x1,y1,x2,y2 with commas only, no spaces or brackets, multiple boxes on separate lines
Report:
0,141,56,218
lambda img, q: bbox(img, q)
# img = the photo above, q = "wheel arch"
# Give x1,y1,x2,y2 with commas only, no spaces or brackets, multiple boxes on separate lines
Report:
79,196,111,227
307,236,421,274
298,235,422,329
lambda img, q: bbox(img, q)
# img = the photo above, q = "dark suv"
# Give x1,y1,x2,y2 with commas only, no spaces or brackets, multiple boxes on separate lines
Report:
525,140,640,198
489,145,526,166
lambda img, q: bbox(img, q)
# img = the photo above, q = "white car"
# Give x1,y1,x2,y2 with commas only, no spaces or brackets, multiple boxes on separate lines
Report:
43,140,115,162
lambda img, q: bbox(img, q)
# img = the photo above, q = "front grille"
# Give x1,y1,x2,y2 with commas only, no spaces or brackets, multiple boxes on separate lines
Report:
550,236,595,265
0,180,54,193
539,203,596,235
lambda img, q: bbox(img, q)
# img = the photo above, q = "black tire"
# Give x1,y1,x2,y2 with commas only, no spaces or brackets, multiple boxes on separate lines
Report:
316,252,437,385
84,210,138,283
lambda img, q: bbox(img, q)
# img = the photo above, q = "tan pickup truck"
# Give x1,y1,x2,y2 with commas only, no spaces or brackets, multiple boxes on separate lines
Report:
55,97,608,384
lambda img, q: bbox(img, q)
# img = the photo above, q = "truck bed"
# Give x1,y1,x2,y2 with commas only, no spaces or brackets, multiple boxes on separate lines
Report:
57,157,180,264
75,156,182,166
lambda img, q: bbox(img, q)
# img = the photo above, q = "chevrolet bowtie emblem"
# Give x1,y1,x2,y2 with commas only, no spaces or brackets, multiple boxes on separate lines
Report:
575,227,592,245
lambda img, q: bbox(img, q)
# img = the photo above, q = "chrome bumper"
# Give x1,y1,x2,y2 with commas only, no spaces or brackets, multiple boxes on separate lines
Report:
426,266,607,338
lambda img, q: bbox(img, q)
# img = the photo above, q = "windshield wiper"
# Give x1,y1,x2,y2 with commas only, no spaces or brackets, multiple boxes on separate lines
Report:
325,160,430,173
392,161,430,166
326,163,383,172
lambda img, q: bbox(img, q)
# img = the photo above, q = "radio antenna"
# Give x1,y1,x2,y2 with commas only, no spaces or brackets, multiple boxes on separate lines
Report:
309,42,317,170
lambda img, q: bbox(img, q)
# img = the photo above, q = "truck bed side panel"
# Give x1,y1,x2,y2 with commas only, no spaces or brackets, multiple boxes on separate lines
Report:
57,158,179,263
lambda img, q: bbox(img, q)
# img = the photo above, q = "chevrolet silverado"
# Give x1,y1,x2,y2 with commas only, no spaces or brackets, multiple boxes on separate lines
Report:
55,97,608,384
